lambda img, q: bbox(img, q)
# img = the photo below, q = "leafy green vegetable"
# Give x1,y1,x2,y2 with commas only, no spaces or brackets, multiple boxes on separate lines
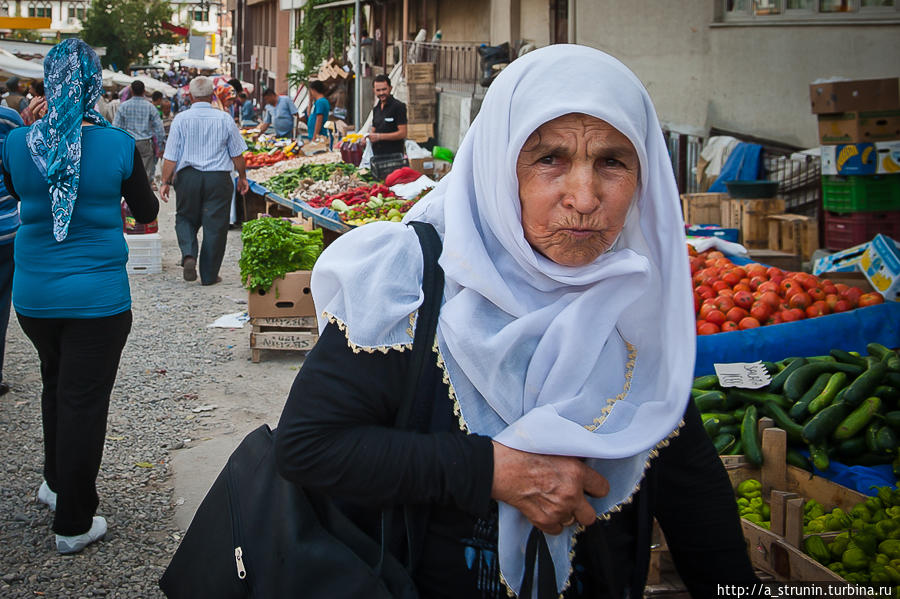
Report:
264,163,373,198
239,218,324,293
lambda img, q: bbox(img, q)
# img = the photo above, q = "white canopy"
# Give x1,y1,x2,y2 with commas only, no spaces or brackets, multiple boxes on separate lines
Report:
180,57,220,71
0,49,43,80
101,70,177,97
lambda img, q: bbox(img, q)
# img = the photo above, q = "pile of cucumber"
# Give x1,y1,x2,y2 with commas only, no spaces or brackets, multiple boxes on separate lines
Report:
695,343,900,475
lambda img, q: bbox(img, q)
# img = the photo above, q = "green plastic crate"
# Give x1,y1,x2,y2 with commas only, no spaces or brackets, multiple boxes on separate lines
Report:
822,174,900,213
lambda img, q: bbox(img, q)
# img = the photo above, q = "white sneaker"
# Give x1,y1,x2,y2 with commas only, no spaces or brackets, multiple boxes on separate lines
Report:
56,516,107,554
37,480,57,511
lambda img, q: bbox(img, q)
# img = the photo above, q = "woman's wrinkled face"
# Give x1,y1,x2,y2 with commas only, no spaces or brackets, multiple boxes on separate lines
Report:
517,113,639,267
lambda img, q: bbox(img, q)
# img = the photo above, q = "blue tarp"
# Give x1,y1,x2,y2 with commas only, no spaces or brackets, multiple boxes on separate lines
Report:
708,143,764,193
797,451,895,496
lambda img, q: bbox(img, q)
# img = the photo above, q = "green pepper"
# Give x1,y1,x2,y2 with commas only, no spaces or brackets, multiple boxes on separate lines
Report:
876,520,899,541
804,535,831,565
742,513,763,524
842,571,869,583
877,487,894,507
851,504,872,522
806,505,825,522
761,504,771,520
854,530,879,556
736,479,762,499
843,546,871,571
736,497,750,508
807,518,827,533
830,536,851,560
885,565,900,583
868,496,886,512
888,506,900,519
876,553,891,565
827,562,845,574
879,539,900,559
872,509,888,523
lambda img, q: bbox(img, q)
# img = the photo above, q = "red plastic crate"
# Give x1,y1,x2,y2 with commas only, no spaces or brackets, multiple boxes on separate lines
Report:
823,210,900,250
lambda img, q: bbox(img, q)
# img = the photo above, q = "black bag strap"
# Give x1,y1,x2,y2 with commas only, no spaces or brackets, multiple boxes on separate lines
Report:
377,220,444,582
519,527,558,599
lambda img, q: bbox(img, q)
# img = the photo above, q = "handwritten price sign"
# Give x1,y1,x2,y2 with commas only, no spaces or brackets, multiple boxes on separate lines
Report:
713,361,772,389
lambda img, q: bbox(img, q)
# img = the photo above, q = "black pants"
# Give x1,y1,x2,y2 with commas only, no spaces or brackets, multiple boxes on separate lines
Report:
173,167,233,284
0,242,12,381
17,310,132,535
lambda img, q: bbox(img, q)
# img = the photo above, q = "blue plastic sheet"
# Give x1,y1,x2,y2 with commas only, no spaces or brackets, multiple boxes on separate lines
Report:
797,450,895,495
708,143,764,193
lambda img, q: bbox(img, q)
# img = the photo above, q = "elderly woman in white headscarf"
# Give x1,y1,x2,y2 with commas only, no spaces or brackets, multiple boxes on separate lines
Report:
275,45,757,597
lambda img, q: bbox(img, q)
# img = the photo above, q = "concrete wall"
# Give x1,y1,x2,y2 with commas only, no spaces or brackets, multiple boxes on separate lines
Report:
436,0,491,42
520,0,550,47
573,1,900,148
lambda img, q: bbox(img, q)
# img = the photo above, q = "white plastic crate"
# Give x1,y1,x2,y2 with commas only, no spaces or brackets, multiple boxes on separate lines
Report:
124,233,162,274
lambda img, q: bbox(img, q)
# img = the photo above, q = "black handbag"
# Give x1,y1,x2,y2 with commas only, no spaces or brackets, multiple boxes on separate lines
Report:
159,221,444,599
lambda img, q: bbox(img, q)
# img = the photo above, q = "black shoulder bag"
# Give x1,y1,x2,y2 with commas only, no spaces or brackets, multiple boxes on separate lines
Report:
159,221,444,599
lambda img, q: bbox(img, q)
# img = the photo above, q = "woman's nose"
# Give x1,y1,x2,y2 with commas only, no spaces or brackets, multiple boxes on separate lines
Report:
561,166,599,213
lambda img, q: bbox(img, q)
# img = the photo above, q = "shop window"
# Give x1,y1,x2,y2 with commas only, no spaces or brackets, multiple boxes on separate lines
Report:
191,9,209,21
27,3,51,18
723,0,899,20
68,5,85,19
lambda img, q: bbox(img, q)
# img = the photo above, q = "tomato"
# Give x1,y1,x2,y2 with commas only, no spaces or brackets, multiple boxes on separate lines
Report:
766,267,784,280
780,309,800,322
687,244,698,257
834,283,849,294
758,281,779,294
697,321,720,335
834,299,851,313
712,280,730,292
780,279,800,295
842,287,863,307
858,292,885,307
788,292,812,310
706,309,727,326
739,316,761,330
726,307,749,323
698,302,717,320
713,295,735,313
822,283,838,296
708,251,725,259
733,283,752,293
759,291,781,309
806,287,824,302
750,302,771,322
770,312,784,325
746,264,768,278
769,274,784,287
824,294,840,311
806,301,829,318
784,286,803,300
717,288,734,298
733,290,754,310
696,285,715,300
722,271,741,287
721,321,740,332
788,308,806,321
731,267,747,280
690,257,705,274
750,276,768,291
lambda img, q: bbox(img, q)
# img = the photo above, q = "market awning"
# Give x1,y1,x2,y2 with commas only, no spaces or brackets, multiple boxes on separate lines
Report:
313,0,371,9
0,49,43,79
162,21,189,37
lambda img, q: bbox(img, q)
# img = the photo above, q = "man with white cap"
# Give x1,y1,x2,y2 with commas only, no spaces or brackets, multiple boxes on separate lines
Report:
160,76,249,286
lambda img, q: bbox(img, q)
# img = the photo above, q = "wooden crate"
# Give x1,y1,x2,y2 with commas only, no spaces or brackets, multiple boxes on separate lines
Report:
405,62,435,84
767,214,820,261
721,198,786,249
680,193,727,226
407,102,436,124
407,123,434,142
407,82,436,104
250,315,319,363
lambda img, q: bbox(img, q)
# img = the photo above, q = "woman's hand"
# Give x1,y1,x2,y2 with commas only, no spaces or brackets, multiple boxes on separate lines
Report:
491,441,609,535
28,96,47,120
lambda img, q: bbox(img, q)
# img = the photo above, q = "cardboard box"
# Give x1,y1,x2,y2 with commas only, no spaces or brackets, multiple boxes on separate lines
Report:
812,240,872,276
721,198,786,249
817,110,900,144
407,102,436,124
686,225,739,243
680,192,727,226
407,83,436,104
432,159,452,180
407,123,434,142
767,214,820,261
809,78,900,114
821,141,900,175
860,233,900,301
405,62,435,84
819,270,875,294
408,157,435,177
248,271,316,318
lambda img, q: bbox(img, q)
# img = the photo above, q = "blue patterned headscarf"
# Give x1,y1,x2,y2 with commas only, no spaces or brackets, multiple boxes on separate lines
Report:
26,38,109,242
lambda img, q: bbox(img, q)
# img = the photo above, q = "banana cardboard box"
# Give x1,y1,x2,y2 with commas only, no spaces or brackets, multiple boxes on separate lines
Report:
860,233,900,302
821,141,900,175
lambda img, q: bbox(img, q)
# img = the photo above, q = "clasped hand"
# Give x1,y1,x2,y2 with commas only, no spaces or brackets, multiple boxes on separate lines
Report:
491,441,609,535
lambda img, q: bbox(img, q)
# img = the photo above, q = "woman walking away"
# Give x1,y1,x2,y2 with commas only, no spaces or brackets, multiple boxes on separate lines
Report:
0,38,158,554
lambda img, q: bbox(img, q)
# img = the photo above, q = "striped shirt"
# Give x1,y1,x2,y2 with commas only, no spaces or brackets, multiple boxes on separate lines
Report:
112,96,166,143
0,106,24,245
163,102,247,173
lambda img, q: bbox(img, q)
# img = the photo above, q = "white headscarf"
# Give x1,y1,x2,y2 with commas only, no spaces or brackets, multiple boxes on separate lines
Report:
311,44,695,596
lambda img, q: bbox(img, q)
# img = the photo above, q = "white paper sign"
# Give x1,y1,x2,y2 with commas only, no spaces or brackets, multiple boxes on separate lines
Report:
713,361,772,389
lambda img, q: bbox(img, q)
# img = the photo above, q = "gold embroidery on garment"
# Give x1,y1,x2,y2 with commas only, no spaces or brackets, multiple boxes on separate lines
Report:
325,312,414,354
434,338,470,433
583,340,637,432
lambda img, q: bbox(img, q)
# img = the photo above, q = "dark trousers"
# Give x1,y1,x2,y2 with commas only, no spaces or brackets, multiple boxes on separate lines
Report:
0,242,12,381
173,167,233,284
17,310,132,536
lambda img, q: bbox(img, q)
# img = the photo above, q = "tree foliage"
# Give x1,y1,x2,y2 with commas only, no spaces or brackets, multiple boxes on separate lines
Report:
290,0,351,82
81,0,178,70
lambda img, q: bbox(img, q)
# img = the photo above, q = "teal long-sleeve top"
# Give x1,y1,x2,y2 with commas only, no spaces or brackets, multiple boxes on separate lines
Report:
1,125,158,318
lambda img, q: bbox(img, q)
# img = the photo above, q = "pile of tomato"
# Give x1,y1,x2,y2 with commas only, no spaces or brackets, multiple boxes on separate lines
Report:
690,246,884,335
244,150,288,168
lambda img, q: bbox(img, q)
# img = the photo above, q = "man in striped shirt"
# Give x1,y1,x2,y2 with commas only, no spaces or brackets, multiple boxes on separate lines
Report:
160,76,249,286
0,105,23,396
113,80,166,185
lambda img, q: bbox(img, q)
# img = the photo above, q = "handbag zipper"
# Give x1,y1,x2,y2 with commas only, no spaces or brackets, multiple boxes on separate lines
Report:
225,461,249,585
234,546,247,579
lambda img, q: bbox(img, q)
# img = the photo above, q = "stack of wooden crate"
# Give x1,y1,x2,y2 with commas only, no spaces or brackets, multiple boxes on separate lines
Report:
405,62,436,143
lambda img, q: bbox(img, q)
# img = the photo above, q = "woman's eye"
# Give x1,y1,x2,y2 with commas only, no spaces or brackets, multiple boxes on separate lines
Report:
602,158,625,168
538,155,557,165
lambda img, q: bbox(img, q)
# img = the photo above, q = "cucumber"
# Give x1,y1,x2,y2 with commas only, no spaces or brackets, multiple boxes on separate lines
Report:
703,417,721,437
789,372,832,421
873,386,900,403
830,349,868,368
886,373,900,388
885,353,900,372
866,342,894,360
690,388,706,399
768,357,807,394
875,426,898,454
836,436,867,458
741,405,763,466
727,389,792,410
843,362,886,407
713,433,737,454
694,391,728,412
808,372,848,414
763,403,804,444
865,422,881,453
806,355,837,363
802,401,851,444
719,424,741,436
786,448,812,471
701,411,738,425
730,439,743,456
885,411,900,430
809,444,830,471
833,396,881,440
692,374,720,390
762,361,779,376
784,362,864,401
